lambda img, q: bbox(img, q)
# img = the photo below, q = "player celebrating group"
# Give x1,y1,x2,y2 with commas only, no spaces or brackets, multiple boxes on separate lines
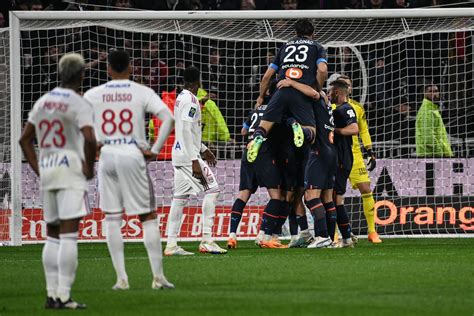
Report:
164,66,227,256
20,53,97,309
247,19,328,163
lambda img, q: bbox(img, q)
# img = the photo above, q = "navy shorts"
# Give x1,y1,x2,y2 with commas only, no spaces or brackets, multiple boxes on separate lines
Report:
304,149,337,190
262,88,315,128
280,143,309,191
254,145,282,190
334,164,352,196
239,151,259,193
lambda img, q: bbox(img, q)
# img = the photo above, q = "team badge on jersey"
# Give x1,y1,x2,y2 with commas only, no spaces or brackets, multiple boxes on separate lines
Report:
188,107,197,118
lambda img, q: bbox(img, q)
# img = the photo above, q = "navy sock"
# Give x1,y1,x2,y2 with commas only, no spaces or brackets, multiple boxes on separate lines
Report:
253,126,267,139
306,198,328,238
288,207,298,236
324,202,337,240
296,214,309,231
230,198,246,234
336,204,352,239
274,201,290,235
262,199,281,235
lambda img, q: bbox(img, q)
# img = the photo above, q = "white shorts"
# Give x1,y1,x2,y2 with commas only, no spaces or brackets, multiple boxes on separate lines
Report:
42,189,89,224
98,147,154,216
173,159,219,197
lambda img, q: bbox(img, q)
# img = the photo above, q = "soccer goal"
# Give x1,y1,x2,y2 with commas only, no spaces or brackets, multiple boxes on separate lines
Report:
1,9,473,245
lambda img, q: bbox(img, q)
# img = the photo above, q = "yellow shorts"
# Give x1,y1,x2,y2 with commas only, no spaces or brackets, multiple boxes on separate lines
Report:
349,157,370,188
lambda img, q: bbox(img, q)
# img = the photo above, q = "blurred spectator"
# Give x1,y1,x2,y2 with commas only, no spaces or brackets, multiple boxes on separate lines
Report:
16,0,30,10
133,39,169,94
30,0,43,10
198,88,231,144
201,46,238,98
366,0,385,8
368,57,392,107
382,96,416,143
281,0,298,10
114,0,132,10
240,0,256,9
0,13,5,28
415,84,453,157
391,0,410,8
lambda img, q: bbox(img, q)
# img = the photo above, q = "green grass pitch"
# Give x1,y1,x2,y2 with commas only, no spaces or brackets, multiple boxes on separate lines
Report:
1,239,473,316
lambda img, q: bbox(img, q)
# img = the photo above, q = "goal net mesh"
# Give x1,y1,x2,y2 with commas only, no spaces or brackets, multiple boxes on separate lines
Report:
2,13,473,244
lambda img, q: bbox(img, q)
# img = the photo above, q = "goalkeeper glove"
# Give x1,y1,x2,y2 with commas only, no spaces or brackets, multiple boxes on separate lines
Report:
366,149,376,172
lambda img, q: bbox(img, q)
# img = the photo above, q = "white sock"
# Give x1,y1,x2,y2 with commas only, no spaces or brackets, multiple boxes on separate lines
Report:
166,197,187,248
230,232,236,239
291,235,298,242
300,229,311,238
42,236,59,298
143,219,164,278
264,234,272,241
105,214,128,282
57,232,78,302
202,192,219,242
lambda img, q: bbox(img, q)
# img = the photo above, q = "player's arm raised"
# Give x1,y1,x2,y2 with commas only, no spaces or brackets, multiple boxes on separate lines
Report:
257,67,276,106
277,78,320,100
19,122,40,176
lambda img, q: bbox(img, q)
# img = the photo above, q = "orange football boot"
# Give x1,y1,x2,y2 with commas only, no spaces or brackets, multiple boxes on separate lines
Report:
368,232,383,244
227,238,237,249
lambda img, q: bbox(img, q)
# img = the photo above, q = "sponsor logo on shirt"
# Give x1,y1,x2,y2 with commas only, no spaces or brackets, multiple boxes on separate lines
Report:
188,107,197,118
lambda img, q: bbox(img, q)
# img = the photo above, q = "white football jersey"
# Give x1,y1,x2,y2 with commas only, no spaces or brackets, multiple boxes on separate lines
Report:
28,87,94,190
172,89,202,166
84,79,167,153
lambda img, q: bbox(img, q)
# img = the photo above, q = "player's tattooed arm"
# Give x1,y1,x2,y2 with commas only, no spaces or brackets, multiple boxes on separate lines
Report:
19,122,39,176
277,78,320,100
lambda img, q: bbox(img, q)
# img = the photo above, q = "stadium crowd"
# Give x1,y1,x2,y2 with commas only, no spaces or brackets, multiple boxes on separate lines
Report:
1,0,473,159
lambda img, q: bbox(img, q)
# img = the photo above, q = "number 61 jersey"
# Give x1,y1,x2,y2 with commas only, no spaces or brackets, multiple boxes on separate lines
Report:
28,87,94,190
84,79,167,153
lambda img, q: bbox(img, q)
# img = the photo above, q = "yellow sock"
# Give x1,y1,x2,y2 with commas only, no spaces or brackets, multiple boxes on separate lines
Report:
362,192,376,234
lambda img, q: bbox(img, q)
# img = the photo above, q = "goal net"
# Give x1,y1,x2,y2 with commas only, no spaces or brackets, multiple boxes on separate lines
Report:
2,9,473,245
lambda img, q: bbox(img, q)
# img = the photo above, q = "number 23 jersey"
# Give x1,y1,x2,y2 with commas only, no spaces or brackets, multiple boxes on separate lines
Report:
28,87,94,190
270,37,327,86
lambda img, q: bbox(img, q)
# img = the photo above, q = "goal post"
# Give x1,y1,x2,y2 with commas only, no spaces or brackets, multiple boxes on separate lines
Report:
3,9,474,245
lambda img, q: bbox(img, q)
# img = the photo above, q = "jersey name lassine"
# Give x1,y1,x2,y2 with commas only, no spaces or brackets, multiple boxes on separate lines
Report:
84,79,167,153
172,89,202,166
28,87,94,190
333,102,357,169
270,37,327,86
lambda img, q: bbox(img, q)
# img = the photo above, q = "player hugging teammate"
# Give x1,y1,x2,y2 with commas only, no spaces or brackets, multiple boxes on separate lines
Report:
230,19,377,249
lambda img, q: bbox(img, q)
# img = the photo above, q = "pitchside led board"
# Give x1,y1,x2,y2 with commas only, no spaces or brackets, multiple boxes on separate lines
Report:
3,159,474,242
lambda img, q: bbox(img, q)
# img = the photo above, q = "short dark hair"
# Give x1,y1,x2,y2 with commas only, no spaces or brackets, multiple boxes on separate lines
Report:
108,50,130,73
424,84,438,92
295,19,314,37
183,66,200,85
330,78,349,92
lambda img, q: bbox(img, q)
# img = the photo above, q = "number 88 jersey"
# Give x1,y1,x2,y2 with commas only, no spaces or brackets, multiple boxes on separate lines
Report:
84,79,167,152
270,37,327,86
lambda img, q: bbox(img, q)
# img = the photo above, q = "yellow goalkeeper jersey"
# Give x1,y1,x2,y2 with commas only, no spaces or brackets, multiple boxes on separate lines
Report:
348,98,372,158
